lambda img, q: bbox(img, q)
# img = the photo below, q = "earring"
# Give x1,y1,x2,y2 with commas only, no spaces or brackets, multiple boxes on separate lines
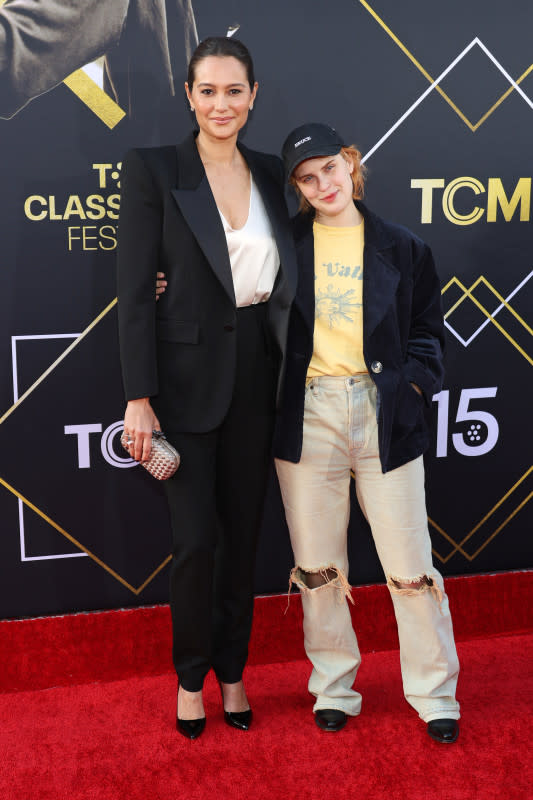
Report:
249,104,254,111
190,106,195,112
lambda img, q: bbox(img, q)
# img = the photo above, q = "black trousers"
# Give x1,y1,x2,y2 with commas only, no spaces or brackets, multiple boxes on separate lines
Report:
164,303,278,691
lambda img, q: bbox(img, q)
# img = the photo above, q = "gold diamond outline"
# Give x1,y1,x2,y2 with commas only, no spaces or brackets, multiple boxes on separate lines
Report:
426,276,533,561
442,276,533,366
359,0,533,131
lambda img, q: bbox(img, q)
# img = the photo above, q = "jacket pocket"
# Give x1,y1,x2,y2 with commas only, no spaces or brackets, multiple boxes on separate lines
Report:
394,374,424,428
156,319,200,343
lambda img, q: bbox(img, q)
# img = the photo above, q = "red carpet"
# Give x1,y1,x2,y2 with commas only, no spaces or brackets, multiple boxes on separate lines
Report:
1,634,532,800
2,570,532,692
1,571,532,799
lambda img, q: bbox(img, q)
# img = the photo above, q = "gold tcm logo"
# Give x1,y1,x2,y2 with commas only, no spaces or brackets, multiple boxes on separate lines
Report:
411,177,531,225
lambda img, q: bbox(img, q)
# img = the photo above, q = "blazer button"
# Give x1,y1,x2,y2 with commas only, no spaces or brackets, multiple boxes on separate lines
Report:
224,324,235,332
371,360,383,374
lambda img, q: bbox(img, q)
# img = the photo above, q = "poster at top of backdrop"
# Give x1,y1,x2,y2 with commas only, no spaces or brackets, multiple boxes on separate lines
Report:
0,0,531,619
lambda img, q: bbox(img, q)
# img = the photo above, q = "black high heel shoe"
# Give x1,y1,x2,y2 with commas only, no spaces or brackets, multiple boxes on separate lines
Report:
176,716,206,740
218,681,253,731
176,687,206,740
224,708,253,731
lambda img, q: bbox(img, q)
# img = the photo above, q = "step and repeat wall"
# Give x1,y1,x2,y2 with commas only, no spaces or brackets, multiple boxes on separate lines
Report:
0,0,531,619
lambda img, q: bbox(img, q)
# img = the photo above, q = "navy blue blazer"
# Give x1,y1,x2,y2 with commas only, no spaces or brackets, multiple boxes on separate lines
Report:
273,201,445,473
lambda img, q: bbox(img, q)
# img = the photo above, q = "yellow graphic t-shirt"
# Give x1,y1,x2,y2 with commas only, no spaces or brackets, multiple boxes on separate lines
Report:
307,219,367,379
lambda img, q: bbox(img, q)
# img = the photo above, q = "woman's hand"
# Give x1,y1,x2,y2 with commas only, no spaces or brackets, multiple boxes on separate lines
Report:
123,398,161,462
156,271,167,300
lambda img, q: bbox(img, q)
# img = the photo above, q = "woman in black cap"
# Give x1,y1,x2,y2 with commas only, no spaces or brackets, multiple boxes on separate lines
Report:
273,123,461,743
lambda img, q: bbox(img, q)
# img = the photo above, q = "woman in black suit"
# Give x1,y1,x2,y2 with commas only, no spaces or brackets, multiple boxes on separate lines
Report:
117,37,297,739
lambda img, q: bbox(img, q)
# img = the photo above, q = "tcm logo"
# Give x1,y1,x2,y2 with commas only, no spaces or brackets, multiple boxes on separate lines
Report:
65,422,135,469
411,177,531,225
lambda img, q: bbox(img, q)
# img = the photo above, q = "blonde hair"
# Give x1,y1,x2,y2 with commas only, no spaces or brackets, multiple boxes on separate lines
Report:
290,145,367,213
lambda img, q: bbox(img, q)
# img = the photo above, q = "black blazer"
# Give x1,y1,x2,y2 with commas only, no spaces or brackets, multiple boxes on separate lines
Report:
117,132,297,433
273,201,445,473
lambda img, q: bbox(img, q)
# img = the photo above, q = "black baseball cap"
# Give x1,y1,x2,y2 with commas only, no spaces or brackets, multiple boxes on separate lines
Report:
282,123,345,180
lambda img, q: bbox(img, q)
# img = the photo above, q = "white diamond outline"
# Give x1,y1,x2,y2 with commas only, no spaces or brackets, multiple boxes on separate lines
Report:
443,270,533,347
361,38,533,165
11,334,88,562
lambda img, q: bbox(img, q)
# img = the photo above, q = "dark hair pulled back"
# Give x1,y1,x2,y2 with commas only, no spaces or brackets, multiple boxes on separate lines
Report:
187,37,255,90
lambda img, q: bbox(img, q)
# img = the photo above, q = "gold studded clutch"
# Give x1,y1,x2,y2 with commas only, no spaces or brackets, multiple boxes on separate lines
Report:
121,430,180,480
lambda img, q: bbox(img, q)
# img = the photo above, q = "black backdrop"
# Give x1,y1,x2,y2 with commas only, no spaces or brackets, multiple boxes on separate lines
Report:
1,0,532,619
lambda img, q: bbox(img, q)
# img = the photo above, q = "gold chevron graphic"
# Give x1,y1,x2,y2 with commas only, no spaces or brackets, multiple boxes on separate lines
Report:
442,275,533,365
0,476,171,594
429,467,533,562
359,0,533,131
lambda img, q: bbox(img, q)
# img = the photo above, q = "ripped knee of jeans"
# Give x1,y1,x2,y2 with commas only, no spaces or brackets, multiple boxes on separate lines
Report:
286,564,354,611
386,572,444,613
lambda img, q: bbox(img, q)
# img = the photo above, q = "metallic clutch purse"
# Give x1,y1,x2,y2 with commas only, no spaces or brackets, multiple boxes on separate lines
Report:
121,430,180,480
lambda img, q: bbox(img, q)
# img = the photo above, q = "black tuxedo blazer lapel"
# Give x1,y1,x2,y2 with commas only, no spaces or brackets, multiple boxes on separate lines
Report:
171,134,236,304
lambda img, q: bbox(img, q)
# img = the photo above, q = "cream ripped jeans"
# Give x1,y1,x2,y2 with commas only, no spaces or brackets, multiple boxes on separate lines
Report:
275,374,460,723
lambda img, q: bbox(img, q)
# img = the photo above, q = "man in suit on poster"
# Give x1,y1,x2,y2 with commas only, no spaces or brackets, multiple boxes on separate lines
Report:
0,0,198,140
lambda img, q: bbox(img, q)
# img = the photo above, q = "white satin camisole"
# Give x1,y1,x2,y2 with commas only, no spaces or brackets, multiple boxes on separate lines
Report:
218,178,280,308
